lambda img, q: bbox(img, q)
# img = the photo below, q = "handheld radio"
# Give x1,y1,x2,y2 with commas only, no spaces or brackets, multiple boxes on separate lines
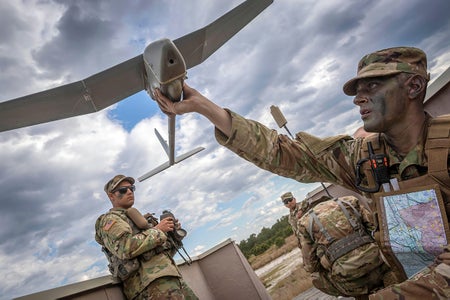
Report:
355,141,389,192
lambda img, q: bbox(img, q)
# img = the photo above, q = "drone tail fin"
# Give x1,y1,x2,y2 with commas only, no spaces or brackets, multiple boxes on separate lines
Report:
137,147,205,182
138,126,205,182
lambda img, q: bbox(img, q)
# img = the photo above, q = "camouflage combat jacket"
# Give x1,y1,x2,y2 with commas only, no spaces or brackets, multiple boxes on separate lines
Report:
288,203,302,248
288,203,301,234
95,208,182,300
297,196,387,294
215,110,450,219
298,196,378,272
216,110,450,298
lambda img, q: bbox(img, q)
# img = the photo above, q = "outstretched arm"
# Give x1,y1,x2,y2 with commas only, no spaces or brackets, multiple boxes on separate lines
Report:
154,83,232,137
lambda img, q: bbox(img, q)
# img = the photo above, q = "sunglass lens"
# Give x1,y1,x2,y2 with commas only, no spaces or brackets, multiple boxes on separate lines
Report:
117,185,135,194
283,198,293,204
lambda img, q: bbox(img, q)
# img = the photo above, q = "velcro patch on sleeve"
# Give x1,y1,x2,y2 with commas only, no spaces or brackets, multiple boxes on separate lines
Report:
103,220,116,231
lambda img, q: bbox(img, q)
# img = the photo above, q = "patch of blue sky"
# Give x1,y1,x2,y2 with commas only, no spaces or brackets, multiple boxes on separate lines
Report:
33,242,58,261
108,91,160,131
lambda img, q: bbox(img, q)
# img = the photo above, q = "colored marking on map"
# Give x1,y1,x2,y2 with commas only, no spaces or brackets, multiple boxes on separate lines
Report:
382,189,448,277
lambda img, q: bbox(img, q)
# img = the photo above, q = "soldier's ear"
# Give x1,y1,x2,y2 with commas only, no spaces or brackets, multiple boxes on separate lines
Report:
407,74,427,99
107,193,115,202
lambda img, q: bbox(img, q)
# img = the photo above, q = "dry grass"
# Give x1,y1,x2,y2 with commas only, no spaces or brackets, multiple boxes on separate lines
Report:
249,235,313,300
268,264,313,300
249,235,299,269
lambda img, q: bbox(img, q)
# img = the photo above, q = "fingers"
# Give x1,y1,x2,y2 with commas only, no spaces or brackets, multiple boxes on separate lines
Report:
174,219,181,229
437,252,450,265
154,83,202,116
156,218,175,232
163,218,175,230
182,82,194,98
154,89,175,115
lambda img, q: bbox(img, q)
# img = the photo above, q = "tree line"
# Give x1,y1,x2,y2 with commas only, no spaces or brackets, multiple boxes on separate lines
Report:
238,215,293,259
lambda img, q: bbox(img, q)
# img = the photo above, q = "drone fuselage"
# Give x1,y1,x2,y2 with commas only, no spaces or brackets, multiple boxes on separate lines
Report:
143,39,186,102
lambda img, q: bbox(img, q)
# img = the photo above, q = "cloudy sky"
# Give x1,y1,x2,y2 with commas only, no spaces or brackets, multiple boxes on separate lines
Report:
1,0,450,298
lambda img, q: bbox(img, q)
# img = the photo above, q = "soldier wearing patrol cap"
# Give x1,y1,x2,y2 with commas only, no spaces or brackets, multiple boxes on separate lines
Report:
154,46,450,298
95,175,198,300
281,192,302,248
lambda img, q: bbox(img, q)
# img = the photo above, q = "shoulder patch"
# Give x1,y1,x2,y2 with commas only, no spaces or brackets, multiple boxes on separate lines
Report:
104,219,116,231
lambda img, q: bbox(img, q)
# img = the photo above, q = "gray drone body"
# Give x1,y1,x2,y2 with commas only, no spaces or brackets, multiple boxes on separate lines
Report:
144,39,186,102
0,0,273,180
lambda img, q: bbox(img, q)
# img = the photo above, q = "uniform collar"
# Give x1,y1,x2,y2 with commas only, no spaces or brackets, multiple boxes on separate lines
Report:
110,207,127,212
381,113,431,176
291,203,301,213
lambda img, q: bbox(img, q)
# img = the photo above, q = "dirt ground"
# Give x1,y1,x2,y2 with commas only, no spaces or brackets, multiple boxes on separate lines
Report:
251,235,314,300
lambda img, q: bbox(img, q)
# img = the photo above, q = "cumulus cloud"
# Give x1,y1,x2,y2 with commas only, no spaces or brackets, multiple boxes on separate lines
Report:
1,0,450,299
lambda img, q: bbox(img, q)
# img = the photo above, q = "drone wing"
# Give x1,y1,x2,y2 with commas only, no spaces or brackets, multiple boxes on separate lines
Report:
0,55,145,132
0,0,273,133
174,0,273,69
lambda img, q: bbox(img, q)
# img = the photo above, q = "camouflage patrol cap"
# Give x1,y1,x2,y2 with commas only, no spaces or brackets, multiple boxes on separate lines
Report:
104,174,135,194
281,192,294,201
343,46,430,96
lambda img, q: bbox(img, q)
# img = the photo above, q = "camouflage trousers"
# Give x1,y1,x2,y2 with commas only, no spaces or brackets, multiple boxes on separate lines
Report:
369,263,450,300
132,276,199,300
311,264,388,299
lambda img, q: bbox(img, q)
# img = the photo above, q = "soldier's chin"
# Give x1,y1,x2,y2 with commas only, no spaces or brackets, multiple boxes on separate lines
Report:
362,121,378,133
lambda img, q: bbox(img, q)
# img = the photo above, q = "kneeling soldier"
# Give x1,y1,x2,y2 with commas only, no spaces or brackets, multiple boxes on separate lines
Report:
297,196,390,299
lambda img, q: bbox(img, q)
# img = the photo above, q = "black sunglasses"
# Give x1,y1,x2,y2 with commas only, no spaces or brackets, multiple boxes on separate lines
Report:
113,185,136,194
283,198,293,205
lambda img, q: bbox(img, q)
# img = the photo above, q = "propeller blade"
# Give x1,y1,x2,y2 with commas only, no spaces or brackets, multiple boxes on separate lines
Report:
0,55,145,132
174,0,273,69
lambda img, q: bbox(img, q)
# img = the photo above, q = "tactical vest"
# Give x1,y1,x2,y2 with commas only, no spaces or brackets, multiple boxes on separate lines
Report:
307,198,374,265
358,114,450,282
359,114,450,219
97,210,160,281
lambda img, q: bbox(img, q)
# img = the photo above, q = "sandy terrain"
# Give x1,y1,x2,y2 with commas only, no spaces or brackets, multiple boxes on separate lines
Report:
255,247,339,299
255,247,303,292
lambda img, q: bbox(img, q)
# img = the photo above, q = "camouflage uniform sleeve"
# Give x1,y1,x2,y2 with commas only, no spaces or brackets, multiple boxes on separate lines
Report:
288,211,297,234
297,215,320,273
95,213,167,260
347,196,377,233
288,210,302,249
215,110,361,191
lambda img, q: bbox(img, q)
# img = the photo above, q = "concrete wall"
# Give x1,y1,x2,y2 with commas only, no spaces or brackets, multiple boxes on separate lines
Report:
179,239,270,300
15,239,270,300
